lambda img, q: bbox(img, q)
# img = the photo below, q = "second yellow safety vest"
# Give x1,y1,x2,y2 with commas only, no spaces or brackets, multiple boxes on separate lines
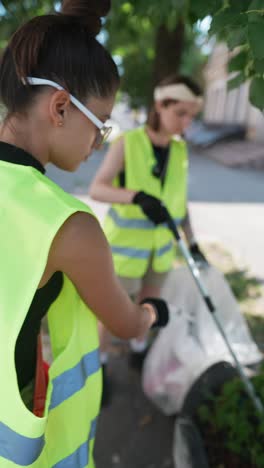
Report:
104,127,188,277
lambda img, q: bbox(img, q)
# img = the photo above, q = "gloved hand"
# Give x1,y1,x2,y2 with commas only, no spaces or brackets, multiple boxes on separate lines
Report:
140,297,169,328
189,242,208,265
133,191,168,225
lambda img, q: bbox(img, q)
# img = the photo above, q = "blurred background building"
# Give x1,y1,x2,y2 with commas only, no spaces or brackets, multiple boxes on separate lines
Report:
204,43,264,142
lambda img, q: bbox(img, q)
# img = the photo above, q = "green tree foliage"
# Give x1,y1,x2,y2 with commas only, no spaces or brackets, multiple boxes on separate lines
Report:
106,1,217,106
210,0,264,111
0,0,263,109
0,1,54,47
107,0,264,110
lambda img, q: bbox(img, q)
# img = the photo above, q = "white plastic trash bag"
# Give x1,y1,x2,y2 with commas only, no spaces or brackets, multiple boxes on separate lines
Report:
142,265,262,415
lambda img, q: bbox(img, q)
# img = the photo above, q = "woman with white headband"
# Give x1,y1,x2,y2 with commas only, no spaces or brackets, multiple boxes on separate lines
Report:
90,75,207,402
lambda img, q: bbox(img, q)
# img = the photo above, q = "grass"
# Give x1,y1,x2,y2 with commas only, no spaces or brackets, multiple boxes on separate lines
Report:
244,314,264,351
224,269,262,303
204,241,264,351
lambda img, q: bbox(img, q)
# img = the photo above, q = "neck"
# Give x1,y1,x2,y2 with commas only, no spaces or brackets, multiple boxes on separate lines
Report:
145,126,171,147
0,118,49,166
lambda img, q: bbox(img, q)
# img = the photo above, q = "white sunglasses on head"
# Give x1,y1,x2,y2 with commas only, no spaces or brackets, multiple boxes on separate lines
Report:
25,77,112,146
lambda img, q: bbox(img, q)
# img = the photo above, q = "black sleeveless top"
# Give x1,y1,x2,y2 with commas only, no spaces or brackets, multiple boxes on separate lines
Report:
0,142,63,389
119,142,170,187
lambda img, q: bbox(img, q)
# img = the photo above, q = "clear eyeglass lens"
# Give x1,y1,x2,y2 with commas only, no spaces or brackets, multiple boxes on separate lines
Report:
103,126,112,143
95,126,112,147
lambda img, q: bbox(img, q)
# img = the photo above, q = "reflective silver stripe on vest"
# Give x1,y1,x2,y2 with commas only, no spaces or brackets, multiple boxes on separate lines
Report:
0,421,44,466
111,241,173,260
109,207,154,229
109,208,182,230
49,349,100,410
156,241,173,257
111,245,150,259
52,418,97,468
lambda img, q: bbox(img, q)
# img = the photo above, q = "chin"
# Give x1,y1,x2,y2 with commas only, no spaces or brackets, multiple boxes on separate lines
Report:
69,161,82,172
54,159,80,172
171,128,182,135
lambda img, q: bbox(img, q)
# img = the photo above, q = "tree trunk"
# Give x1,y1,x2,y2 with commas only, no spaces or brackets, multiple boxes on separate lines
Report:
153,20,185,86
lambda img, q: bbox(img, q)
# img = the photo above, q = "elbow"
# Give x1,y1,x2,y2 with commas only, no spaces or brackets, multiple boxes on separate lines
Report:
89,183,99,201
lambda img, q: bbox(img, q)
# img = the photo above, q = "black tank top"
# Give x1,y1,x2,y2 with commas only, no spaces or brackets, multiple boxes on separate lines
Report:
119,142,170,187
15,272,63,389
0,142,63,389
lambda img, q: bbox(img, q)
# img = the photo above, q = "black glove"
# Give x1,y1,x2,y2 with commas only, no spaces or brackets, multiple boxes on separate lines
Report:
133,191,168,225
189,242,208,265
140,297,169,328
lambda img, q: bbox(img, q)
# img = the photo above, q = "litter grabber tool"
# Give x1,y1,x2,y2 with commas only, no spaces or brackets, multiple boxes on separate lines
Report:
165,210,264,416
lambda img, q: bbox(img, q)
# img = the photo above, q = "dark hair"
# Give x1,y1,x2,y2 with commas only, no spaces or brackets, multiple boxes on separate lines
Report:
147,74,202,131
0,0,119,116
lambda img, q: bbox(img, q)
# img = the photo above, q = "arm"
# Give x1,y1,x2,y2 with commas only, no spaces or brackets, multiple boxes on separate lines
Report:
46,212,158,339
89,137,136,204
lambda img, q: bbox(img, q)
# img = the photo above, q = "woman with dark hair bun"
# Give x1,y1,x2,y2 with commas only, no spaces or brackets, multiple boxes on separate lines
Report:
0,1,169,466
90,74,207,386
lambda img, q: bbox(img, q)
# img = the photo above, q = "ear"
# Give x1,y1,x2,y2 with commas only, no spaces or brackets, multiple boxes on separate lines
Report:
48,90,71,127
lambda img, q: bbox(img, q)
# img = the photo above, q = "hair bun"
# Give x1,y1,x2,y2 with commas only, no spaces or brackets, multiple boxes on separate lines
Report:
61,0,111,36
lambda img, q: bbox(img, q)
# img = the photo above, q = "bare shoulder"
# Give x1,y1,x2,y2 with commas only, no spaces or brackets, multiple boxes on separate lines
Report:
103,135,125,163
109,135,125,154
50,211,109,266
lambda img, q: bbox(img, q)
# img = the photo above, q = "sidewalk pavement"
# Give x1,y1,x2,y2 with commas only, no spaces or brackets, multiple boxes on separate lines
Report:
94,349,175,468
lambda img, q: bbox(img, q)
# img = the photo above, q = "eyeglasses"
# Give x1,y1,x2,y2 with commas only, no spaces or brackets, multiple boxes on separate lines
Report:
25,77,112,147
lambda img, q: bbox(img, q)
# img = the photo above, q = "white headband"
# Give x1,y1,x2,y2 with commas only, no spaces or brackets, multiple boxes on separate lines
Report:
154,84,203,106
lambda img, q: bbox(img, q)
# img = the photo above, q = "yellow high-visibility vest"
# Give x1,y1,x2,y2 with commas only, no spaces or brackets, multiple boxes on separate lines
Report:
0,160,101,467
104,127,188,277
